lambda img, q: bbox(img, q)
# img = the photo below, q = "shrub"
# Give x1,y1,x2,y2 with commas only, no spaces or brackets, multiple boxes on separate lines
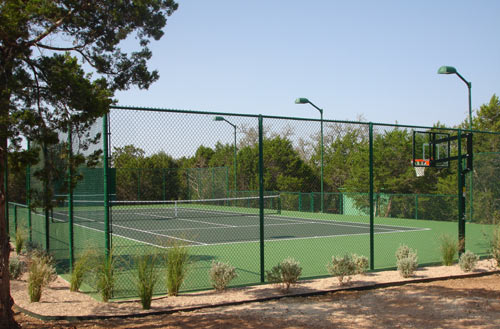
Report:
352,254,369,275
96,251,116,302
439,234,458,266
70,250,95,292
459,250,479,272
166,240,190,296
396,245,418,278
28,251,57,302
24,240,41,254
15,227,27,254
210,261,237,292
490,224,500,267
327,254,356,285
266,258,302,292
135,255,159,310
9,256,25,280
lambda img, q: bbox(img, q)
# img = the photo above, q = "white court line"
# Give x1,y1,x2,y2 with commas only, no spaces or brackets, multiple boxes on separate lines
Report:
148,219,409,233
187,227,432,249
52,211,206,246
133,212,236,228
50,210,430,249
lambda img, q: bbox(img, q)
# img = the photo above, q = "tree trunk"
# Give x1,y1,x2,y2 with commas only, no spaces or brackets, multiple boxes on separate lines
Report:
0,143,18,329
0,65,19,327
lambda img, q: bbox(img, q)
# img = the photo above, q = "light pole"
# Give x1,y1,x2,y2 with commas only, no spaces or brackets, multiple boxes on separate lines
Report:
214,116,237,194
438,65,473,222
295,98,324,213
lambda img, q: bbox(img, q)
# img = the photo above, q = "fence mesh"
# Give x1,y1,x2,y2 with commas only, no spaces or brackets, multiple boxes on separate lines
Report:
7,106,500,299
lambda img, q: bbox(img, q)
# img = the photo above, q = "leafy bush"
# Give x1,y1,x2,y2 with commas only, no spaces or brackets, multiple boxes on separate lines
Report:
166,240,190,296
9,256,26,280
396,245,418,278
352,254,369,275
135,255,159,309
210,261,237,292
70,250,95,292
327,254,356,285
266,258,302,292
28,251,57,302
459,250,479,272
96,251,116,302
439,234,457,266
15,227,27,254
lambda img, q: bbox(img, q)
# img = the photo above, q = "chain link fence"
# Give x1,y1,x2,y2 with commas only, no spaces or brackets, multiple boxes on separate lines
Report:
7,106,500,299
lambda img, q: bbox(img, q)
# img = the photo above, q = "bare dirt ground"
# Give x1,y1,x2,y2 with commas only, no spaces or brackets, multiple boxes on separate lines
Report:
11,258,500,329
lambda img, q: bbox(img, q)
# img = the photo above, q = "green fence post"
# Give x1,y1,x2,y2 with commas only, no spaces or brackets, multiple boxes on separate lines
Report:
43,144,49,251
415,194,418,219
298,192,302,211
369,123,374,270
67,123,74,272
258,115,265,283
457,129,465,255
26,139,32,242
14,205,17,234
103,113,110,256
310,192,314,212
4,149,8,237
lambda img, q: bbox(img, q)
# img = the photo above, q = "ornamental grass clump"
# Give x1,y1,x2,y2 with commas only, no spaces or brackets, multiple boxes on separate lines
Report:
27,250,57,302
70,250,95,292
327,254,357,285
439,234,458,266
166,240,190,296
15,227,28,254
459,250,479,272
209,261,237,292
135,254,160,309
266,258,302,292
96,250,116,302
396,244,418,278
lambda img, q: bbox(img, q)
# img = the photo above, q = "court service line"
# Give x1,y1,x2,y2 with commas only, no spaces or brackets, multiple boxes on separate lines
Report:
133,212,236,228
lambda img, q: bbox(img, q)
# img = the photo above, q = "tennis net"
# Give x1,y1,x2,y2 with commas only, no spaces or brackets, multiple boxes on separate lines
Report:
51,195,281,224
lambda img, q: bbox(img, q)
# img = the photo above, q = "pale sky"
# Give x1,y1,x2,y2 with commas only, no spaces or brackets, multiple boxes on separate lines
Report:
115,0,500,128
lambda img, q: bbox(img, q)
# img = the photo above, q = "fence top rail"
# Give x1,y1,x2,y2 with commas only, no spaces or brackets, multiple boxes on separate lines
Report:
110,105,500,135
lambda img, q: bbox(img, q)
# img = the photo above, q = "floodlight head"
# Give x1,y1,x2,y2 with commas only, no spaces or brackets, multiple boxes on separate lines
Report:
295,98,310,104
214,116,225,121
438,66,457,75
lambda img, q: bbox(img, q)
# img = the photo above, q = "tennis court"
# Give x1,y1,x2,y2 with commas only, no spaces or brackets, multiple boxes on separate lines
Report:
51,195,428,249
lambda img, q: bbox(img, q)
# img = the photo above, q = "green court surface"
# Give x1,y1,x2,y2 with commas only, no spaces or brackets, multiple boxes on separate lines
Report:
12,202,495,298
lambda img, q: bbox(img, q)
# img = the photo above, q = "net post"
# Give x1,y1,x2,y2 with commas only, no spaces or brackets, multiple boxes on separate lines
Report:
103,113,111,257
277,195,281,215
67,122,74,272
369,123,374,270
258,115,265,283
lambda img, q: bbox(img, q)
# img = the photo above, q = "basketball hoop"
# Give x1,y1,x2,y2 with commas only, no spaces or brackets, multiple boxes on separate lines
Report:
411,159,429,177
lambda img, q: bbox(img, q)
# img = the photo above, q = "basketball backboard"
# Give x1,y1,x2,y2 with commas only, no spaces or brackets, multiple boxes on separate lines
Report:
412,131,451,168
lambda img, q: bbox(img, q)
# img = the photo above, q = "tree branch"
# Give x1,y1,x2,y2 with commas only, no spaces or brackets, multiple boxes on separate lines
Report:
26,8,75,47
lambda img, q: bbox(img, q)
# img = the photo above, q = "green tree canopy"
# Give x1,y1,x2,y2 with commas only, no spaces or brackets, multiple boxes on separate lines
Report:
0,1,178,326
